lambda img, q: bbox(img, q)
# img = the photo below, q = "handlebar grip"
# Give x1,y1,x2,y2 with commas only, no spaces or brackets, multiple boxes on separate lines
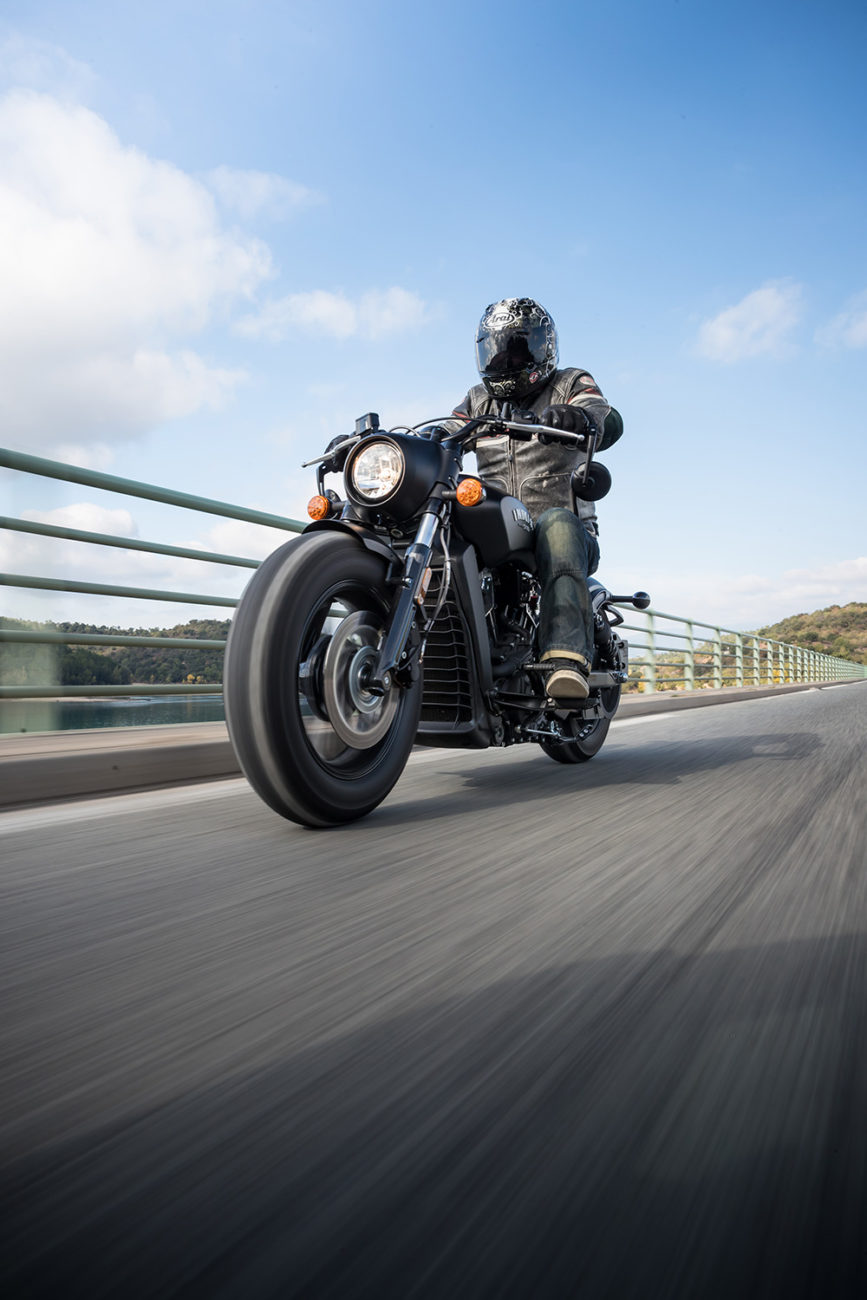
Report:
538,428,586,448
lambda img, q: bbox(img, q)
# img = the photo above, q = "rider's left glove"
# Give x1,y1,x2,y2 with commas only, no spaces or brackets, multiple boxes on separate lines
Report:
538,404,593,435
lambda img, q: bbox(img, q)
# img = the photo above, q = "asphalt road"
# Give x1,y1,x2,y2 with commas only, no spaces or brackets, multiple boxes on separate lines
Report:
2,683,866,1299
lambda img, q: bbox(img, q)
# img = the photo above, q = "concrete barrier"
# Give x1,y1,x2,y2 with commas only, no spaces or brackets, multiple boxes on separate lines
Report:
1,681,860,809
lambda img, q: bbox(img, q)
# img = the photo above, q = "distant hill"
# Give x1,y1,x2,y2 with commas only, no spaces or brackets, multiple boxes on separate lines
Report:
1,617,230,685
4,602,865,690
756,602,867,665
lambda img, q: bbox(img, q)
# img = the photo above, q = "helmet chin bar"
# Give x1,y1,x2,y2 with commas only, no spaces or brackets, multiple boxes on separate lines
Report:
482,369,540,401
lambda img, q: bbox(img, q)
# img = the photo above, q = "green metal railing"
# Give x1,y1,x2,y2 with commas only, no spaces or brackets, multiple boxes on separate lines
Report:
614,607,864,691
2,446,865,706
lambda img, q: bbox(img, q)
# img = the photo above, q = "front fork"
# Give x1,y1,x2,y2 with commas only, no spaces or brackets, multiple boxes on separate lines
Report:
368,507,442,693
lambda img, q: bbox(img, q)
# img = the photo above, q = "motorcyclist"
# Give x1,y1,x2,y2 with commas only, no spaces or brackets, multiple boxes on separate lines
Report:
452,297,623,700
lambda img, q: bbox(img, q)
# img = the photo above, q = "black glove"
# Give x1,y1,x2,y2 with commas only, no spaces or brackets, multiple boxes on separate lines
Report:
325,434,352,454
538,403,592,435
322,433,355,469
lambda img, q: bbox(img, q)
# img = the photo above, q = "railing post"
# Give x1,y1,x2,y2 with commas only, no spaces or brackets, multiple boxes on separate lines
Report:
713,627,723,689
735,632,744,688
685,620,695,691
645,610,657,693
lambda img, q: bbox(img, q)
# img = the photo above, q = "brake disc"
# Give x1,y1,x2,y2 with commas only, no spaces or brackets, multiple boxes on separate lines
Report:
322,611,399,750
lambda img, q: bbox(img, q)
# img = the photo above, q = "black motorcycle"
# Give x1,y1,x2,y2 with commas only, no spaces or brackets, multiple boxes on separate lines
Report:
224,410,650,827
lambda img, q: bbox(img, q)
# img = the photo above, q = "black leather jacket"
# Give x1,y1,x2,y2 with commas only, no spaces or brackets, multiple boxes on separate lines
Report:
452,367,620,533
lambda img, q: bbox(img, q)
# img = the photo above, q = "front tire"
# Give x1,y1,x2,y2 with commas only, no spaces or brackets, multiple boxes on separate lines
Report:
224,531,421,827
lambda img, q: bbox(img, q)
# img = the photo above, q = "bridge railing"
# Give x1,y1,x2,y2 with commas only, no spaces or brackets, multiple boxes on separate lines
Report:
2,446,864,705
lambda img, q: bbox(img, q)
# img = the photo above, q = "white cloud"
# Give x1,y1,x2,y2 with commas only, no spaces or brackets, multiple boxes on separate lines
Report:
2,502,136,575
696,280,804,362
0,90,273,450
0,34,95,101
46,444,117,471
206,166,324,221
815,291,867,349
23,503,137,536
238,286,429,341
1,501,259,628
185,517,294,562
615,556,867,632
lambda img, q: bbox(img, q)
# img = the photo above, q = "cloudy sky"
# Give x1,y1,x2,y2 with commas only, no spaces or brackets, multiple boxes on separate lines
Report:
1,0,865,631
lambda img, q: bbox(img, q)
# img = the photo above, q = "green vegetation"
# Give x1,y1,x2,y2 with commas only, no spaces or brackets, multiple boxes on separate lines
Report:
756,603,867,666
1,618,134,687
3,601,864,691
0,617,230,686
63,618,230,683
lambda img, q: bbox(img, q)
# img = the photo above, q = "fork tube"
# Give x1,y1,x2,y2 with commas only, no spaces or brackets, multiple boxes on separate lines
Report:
370,508,442,689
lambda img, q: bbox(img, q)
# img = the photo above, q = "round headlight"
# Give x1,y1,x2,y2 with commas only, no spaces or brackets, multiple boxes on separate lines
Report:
348,441,405,502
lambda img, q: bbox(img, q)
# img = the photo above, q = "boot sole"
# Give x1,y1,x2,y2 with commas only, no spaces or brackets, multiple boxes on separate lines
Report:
546,669,590,701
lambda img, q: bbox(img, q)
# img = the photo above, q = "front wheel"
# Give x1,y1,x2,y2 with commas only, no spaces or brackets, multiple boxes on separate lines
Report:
539,685,620,764
224,531,421,827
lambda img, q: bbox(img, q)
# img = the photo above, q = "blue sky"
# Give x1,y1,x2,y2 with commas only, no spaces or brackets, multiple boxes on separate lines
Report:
1,0,865,631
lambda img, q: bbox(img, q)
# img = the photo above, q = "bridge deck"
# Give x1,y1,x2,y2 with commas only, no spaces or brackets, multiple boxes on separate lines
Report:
1,684,866,1297
0,681,856,808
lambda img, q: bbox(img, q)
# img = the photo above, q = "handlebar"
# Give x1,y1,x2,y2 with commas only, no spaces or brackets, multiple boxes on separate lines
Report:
301,433,363,469
409,415,590,451
302,415,591,469
477,418,589,449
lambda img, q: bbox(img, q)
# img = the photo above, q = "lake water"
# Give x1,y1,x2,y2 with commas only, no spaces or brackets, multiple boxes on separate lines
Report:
0,695,226,734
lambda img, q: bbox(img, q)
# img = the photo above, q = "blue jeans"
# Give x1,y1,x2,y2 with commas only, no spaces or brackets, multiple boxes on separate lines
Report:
534,508,600,667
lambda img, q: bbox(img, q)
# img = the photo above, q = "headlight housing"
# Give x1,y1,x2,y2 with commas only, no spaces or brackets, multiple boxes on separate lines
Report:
346,440,405,504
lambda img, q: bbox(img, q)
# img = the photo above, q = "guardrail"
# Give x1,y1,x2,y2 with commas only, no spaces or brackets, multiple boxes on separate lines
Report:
2,446,864,706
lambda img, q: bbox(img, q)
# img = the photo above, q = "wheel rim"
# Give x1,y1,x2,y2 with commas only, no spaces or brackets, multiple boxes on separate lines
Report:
322,611,398,749
294,583,401,768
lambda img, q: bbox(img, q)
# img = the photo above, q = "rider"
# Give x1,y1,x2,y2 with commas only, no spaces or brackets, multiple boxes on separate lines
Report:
451,297,623,701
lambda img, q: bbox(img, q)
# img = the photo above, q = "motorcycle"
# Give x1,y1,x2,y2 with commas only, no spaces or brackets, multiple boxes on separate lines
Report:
224,409,650,827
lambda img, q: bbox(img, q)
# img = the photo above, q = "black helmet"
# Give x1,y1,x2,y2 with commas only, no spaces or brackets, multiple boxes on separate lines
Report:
475,297,559,400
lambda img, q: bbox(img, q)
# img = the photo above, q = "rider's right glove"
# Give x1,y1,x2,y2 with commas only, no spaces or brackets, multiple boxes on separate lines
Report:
538,404,593,435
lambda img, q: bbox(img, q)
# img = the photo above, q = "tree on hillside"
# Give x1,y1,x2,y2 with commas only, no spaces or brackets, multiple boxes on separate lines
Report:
757,602,867,665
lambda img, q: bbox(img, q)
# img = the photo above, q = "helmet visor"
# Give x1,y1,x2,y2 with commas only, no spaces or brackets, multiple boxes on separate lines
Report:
476,324,550,379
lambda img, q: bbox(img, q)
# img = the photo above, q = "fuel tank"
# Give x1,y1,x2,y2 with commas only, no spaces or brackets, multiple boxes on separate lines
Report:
452,480,535,568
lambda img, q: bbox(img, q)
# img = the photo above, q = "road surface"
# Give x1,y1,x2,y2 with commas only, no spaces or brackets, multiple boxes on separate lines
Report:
2,684,866,1297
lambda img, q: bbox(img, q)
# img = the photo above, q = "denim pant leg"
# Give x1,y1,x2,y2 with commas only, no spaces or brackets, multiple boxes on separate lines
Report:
534,508,601,666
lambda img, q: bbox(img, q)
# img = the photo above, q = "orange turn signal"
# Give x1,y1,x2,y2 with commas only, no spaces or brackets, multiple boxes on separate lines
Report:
307,494,331,521
456,477,485,507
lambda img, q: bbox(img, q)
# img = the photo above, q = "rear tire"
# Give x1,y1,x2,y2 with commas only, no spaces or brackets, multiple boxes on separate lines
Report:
539,685,620,764
224,531,421,827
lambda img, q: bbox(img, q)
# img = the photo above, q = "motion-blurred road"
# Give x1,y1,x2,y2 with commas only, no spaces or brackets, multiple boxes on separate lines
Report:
2,684,866,1298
